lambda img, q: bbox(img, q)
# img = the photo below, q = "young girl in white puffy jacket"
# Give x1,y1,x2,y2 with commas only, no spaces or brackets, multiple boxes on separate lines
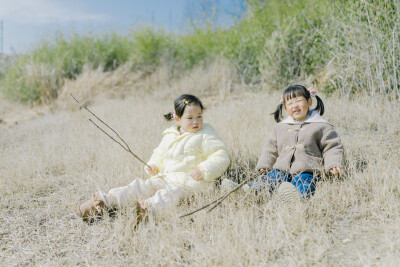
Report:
77,94,230,221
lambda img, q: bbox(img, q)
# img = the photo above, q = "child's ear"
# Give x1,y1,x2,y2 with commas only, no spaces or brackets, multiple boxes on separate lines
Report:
308,98,313,108
174,116,180,124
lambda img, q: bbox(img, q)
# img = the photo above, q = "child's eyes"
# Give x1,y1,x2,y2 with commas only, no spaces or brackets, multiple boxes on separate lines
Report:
186,115,202,119
287,99,304,105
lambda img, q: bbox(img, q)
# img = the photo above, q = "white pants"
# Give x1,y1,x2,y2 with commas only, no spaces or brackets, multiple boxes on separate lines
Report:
103,178,189,214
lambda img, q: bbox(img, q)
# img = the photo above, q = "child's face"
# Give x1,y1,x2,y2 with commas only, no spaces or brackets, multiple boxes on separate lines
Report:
284,95,312,121
175,104,203,133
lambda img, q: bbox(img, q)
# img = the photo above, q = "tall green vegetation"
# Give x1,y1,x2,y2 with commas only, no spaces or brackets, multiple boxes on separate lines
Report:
1,0,399,104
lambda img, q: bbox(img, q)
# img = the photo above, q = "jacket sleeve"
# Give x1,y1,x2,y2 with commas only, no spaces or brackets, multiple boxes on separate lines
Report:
145,134,170,175
256,127,278,170
197,134,230,182
320,126,344,172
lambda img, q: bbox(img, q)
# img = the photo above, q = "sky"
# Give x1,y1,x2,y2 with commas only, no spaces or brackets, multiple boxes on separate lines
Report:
0,0,245,54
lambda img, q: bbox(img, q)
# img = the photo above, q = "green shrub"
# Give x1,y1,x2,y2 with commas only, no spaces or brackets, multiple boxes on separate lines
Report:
1,57,62,104
1,0,399,103
129,27,176,69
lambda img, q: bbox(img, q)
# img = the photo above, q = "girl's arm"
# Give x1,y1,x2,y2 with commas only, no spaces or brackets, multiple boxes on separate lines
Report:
144,134,170,175
320,126,344,174
197,135,230,182
256,127,278,171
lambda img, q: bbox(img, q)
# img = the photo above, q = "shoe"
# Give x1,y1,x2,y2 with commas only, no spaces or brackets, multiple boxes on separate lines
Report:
135,200,148,229
221,179,251,195
76,192,106,221
276,182,302,208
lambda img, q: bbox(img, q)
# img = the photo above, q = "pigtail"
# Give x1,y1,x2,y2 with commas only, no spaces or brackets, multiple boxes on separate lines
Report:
314,95,325,116
272,103,283,123
164,112,174,121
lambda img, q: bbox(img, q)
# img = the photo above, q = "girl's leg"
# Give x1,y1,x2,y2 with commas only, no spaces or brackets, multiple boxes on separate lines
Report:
290,172,317,198
249,169,289,194
142,184,189,215
104,178,168,208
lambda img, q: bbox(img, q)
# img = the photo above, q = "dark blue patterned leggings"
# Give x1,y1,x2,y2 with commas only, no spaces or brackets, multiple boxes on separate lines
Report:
249,169,318,198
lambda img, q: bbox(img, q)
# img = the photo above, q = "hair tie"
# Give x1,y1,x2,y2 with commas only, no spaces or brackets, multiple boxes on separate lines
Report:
280,95,283,104
308,87,317,97
182,99,189,105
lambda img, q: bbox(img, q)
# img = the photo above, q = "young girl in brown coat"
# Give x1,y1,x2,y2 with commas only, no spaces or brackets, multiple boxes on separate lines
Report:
223,85,344,204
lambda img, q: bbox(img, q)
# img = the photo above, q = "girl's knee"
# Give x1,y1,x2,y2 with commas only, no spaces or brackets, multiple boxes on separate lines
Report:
292,183,315,198
291,173,317,198
249,170,288,194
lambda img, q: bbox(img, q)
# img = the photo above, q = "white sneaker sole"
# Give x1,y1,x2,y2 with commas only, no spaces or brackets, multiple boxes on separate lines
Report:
276,182,301,207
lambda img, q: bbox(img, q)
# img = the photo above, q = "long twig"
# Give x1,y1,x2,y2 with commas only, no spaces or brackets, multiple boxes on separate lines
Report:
207,177,252,213
179,195,225,218
180,177,253,218
70,93,151,168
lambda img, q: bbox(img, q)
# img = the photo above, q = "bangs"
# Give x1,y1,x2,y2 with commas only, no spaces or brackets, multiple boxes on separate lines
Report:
282,85,308,102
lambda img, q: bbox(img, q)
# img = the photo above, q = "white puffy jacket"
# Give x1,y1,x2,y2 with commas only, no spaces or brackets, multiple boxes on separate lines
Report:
145,123,230,192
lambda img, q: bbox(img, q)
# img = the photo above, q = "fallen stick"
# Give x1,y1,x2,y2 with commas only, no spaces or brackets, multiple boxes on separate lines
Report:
179,195,225,218
70,93,151,168
180,177,253,218
207,177,252,213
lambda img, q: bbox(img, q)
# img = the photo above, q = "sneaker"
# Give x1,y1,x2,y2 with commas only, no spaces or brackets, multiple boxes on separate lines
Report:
135,200,149,229
221,179,251,195
276,182,302,208
76,192,106,221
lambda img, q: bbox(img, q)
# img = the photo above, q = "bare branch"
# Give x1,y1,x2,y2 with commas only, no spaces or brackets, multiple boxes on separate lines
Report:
179,195,225,218
70,93,131,150
180,177,253,218
207,177,252,213
89,119,151,168
88,119,128,152
71,93,151,168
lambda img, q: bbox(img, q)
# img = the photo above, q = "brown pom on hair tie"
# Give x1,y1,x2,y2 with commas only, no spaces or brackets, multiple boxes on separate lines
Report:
182,99,189,105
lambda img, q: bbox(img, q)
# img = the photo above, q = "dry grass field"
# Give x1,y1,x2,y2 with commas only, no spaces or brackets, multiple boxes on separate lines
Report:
1,71,400,265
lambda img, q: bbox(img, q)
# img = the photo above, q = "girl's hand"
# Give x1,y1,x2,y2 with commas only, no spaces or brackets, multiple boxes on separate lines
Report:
329,167,343,176
146,165,159,176
189,168,203,181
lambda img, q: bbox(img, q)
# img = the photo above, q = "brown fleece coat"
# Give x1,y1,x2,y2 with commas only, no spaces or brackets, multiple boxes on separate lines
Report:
256,111,344,175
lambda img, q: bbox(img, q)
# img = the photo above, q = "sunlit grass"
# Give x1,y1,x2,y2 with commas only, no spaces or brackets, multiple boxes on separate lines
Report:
1,85,399,264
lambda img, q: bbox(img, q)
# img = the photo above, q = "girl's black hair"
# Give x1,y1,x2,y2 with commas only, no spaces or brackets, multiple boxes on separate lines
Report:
164,94,205,121
273,85,324,123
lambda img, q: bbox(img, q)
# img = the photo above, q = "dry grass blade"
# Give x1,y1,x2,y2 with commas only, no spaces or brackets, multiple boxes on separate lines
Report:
70,93,151,168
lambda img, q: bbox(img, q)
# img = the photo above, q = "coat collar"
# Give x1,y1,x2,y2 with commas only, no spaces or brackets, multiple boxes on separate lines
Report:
163,123,211,135
163,125,181,135
280,110,332,125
